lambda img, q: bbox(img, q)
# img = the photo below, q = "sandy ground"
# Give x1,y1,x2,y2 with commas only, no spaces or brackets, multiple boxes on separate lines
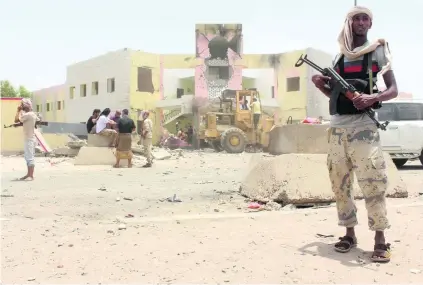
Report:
1,150,422,284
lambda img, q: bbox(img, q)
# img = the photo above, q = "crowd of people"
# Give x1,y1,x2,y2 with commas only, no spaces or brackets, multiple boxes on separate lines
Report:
85,108,153,168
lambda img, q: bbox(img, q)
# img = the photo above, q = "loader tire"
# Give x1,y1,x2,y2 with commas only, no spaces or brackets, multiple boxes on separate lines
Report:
220,128,247,153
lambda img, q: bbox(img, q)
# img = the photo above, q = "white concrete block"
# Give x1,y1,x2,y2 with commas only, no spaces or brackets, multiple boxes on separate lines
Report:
87,134,113,147
74,146,126,166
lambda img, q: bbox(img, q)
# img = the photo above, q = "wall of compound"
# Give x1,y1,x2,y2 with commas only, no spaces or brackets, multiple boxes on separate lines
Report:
33,84,66,123
66,49,132,123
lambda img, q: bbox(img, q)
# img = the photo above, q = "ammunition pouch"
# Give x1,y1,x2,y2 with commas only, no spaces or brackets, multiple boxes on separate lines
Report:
329,79,381,115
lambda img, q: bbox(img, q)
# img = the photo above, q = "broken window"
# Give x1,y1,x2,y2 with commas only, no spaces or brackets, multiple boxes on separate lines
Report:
208,66,230,80
176,88,184,98
57,101,61,110
286,77,300,92
137,67,154,93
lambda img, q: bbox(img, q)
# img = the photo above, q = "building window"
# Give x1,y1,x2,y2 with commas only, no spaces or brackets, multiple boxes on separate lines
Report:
46,103,51,112
286,77,300,92
107,78,115,93
137,67,154,93
80,84,87,97
57,101,62,110
176,88,184,98
36,104,41,112
92,81,99,95
69,86,75,99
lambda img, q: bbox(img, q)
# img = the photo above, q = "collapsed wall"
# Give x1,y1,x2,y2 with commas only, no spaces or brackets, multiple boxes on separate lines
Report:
240,124,408,205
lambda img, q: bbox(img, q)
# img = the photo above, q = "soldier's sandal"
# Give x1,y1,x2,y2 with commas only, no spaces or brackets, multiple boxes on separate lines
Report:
371,243,391,263
334,236,357,253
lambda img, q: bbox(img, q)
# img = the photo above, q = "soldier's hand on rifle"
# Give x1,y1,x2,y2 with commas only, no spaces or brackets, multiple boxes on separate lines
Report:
312,75,331,90
352,94,378,110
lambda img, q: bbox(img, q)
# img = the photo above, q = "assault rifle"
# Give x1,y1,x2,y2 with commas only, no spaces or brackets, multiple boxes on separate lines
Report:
295,54,389,131
3,121,48,129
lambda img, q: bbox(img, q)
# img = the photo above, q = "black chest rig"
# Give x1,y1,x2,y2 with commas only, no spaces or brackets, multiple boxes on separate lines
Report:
330,52,382,115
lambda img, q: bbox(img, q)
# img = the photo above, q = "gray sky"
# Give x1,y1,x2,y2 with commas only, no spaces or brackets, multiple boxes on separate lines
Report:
0,0,421,98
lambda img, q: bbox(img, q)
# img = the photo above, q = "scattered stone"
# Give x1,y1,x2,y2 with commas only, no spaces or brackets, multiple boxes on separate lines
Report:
0,194,14,198
410,269,421,274
265,201,282,211
67,140,87,149
107,230,114,234
123,197,133,201
281,204,297,211
213,209,220,212
195,181,213,184
118,224,126,230
57,265,64,268
98,186,107,191
316,234,334,238
116,197,121,202
163,194,182,203
152,149,172,160
53,147,79,157
27,278,36,281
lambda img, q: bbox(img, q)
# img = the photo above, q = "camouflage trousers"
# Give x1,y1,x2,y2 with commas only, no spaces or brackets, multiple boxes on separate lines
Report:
327,126,389,231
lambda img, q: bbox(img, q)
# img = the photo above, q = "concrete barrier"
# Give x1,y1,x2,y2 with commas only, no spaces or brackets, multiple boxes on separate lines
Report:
239,152,408,205
87,134,113,147
268,124,329,154
74,146,125,166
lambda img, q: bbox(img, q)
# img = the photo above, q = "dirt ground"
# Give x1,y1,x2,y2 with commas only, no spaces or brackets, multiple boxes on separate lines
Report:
1,150,422,284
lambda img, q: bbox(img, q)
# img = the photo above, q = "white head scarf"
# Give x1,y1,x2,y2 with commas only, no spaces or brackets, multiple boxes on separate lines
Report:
21,98,33,110
337,6,392,76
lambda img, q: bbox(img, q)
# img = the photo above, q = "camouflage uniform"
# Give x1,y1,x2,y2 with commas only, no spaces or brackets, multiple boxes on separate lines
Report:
327,125,390,231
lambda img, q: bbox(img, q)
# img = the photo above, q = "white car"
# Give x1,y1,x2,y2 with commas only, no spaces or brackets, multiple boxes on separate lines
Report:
376,100,423,167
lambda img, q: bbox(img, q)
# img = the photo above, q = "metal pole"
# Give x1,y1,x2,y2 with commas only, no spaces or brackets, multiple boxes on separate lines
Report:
354,0,357,5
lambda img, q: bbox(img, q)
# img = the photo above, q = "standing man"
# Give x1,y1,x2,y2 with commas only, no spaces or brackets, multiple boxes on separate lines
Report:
311,6,398,263
14,98,39,180
141,111,153,168
114,109,136,168
249,98,261,129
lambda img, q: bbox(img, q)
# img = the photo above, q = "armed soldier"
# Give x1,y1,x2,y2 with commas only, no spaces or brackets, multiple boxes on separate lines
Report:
312,6,398,262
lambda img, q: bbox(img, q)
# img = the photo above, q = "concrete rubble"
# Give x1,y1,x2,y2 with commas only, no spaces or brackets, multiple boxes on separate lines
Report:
239,153,408,205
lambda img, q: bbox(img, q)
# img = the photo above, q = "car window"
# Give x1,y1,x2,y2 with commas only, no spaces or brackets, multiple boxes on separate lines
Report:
396,103,423,121
377,104,396,121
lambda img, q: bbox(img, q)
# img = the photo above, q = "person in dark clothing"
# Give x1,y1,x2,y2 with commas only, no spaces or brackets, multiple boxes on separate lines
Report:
187,124,193,145
114,109,136,168
86,109,101,133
